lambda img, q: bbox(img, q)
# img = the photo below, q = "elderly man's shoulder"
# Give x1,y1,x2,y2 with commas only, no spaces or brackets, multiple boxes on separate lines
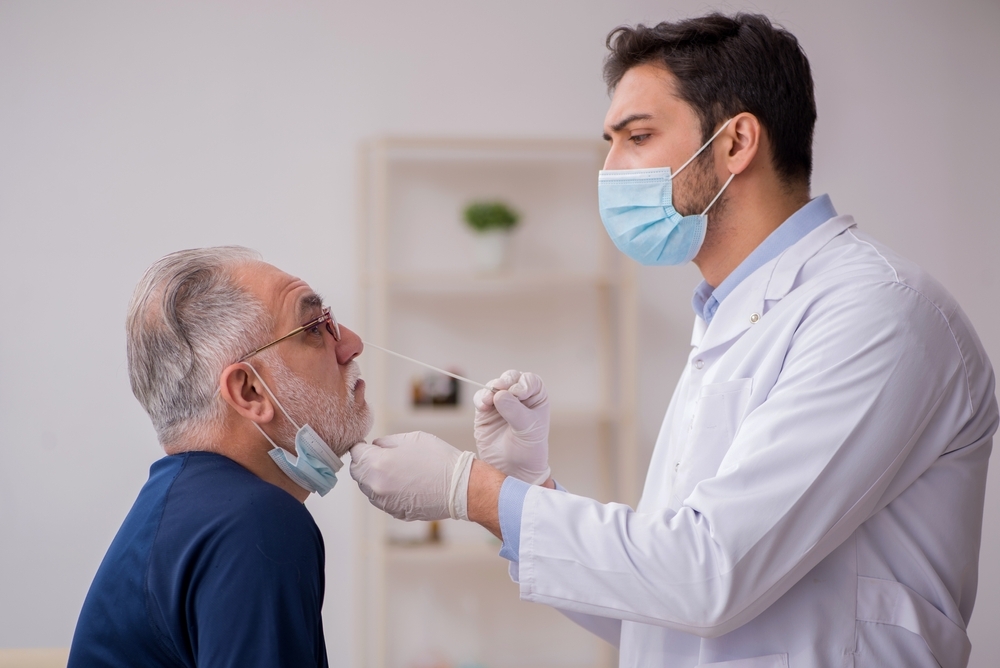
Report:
155,451,322,554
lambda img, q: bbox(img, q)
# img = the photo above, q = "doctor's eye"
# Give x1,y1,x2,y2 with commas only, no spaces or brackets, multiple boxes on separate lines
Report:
630,134,651,145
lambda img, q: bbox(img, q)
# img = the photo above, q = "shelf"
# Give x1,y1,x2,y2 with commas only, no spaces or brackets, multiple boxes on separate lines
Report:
358,135,634,668
386,540,502,566
376,272,618,296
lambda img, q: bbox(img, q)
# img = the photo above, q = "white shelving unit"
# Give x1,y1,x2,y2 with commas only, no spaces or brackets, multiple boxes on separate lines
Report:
355,137,638,668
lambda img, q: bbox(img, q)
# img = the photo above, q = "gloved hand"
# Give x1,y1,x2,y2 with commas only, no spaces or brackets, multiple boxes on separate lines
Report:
473,370,551,486
349,432,475,522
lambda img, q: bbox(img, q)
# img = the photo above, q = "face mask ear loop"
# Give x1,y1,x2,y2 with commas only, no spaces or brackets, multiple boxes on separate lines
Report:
672,118,734,179
701,172,736,216
242,362,302,432
252,422,282,451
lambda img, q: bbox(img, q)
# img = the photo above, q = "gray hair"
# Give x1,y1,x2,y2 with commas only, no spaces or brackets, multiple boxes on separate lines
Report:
126,246,273,447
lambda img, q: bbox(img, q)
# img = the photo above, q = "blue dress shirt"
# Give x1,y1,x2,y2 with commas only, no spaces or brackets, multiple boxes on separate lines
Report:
691,194,837,324
497,195,839,562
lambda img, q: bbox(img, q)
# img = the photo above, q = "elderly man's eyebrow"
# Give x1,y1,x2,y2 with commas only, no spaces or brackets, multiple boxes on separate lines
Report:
296,293,324,321
603,113,654,140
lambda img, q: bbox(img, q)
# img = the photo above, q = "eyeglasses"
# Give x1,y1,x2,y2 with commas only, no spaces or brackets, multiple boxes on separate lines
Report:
238,306,341,362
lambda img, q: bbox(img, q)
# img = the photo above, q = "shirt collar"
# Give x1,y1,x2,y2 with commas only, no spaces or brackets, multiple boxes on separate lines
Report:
691,194,837,323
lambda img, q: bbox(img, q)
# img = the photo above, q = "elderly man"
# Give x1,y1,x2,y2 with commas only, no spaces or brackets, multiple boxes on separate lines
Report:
69,247,370,667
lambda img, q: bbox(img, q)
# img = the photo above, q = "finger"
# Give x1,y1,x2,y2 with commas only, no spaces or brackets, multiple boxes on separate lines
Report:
509,372,547,408
376,431,449,451
371,435,403,449
349,440,372,459
349,441,373,482
473,387,496,410
499,369,522,388
484,377,508,392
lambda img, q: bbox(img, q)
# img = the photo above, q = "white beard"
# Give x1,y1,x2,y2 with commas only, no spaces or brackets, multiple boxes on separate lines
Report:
268,358,373,456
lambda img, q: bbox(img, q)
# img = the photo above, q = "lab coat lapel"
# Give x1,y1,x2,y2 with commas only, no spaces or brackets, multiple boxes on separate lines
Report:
693,215,856,356
764,215,857,301
693,267,770,355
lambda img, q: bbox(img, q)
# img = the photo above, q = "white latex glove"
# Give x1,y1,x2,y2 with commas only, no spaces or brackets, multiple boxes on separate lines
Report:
349,432,475,522
473,369,551,486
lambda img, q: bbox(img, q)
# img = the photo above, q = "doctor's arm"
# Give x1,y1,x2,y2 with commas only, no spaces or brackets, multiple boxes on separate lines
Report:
467,459,623,647
470,373,624,647
502,283,987,637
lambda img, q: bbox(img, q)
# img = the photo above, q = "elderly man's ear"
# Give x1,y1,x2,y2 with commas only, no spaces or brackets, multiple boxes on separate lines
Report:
219,363,276,425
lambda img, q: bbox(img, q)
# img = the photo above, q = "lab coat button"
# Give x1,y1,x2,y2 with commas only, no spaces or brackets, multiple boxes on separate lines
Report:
694,359,704,370
750,312,760,324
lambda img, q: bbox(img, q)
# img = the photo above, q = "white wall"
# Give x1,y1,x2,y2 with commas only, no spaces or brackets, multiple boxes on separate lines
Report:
1,0,998,665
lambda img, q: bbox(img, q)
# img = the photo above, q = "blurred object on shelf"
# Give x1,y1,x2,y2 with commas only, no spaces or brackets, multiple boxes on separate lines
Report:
463,201,520,274
386,518,440,546
412,371,460,406
428,520,441,543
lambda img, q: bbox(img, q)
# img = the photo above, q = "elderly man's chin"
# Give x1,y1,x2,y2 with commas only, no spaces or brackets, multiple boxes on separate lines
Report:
271,361,374,458
317,391,373,458
338,401,374,454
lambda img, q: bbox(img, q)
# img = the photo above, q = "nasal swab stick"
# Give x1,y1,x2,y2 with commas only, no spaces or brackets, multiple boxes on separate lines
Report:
364,341,493,390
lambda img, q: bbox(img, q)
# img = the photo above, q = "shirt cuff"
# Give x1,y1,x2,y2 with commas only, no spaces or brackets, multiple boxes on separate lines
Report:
497,477,531,563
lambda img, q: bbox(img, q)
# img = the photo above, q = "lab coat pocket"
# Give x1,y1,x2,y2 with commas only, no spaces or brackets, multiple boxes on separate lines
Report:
674,378,753,502
695,653,788,668
856,576,970,668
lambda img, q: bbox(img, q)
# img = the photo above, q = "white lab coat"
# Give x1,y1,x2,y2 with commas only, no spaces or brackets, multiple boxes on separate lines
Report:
512,215,997,667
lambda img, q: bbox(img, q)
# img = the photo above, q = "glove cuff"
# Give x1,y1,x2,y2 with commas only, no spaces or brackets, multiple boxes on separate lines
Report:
448,450,476,521
526,466,552,487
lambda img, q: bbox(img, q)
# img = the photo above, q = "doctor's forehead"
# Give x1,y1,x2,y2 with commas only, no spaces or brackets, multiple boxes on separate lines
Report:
604,63,684,127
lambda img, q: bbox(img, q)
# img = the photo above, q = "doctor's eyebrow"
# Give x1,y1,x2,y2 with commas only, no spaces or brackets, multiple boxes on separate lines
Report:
603,113,654,140
296,292,324,322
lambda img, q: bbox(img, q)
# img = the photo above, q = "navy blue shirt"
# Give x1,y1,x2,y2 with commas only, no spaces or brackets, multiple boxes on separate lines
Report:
69,452,328,668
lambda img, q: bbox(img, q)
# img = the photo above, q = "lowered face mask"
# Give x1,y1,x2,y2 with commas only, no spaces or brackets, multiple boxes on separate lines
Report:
598,118,736,265
244,363,344,497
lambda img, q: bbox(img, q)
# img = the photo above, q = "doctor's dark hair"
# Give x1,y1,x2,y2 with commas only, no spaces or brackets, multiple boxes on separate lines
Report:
604,13,816,186
126,247,276,448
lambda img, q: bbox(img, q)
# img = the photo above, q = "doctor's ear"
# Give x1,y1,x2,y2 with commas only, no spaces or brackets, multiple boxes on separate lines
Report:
219,363,275,425
721,112,761,176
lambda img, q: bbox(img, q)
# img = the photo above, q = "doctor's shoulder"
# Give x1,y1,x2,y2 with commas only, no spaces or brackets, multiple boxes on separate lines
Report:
786,223,994,403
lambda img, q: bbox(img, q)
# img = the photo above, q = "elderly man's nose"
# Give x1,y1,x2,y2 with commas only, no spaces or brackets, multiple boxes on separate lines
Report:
335,325,363,365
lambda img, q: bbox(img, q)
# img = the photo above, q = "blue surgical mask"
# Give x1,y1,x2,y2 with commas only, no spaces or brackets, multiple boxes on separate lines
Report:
244,363,344,497
599,119,736,265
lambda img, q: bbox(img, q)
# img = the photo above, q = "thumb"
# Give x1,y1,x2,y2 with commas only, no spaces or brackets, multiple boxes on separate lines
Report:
349,440,373,484
492,389,537,431
349,440,372,460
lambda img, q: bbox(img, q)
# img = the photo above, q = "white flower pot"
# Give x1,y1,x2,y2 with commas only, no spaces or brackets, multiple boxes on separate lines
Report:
473,229,511,274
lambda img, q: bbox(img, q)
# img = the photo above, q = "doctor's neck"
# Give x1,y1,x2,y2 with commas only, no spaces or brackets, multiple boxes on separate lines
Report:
693,166,810,289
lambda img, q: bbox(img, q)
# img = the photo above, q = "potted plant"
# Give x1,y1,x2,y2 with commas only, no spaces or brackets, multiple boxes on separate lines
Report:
463,201,520,273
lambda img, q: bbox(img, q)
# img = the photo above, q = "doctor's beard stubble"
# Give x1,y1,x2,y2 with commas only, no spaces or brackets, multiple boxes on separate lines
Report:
675,147,732,257
268,359,373,456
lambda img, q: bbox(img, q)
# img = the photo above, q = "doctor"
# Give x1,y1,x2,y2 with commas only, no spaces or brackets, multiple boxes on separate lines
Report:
350,13,998,667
